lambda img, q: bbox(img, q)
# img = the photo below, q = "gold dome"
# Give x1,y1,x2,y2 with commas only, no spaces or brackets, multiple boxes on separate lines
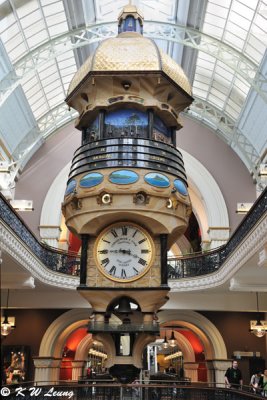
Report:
67,33,192,99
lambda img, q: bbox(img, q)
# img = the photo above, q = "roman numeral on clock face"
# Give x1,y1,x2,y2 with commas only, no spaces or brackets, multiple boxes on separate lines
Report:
111,229,118,238
133,267,139,275
121,269,127,278
138,258,147,266
138,238,147,244
109,265,116,275
121,226,128,236
101,258,110,267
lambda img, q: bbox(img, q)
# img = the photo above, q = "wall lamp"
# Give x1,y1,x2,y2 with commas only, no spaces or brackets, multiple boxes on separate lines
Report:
1,289,16,337
10,199,34,211
236,203,253,214
249,292,267,338
258,163,267,176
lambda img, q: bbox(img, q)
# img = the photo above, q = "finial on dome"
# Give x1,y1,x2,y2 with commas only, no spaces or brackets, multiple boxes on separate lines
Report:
118,3,144,34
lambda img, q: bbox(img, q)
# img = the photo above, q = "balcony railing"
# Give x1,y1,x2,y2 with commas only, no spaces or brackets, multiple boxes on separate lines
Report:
87,321,160,334
167,187,267,279
0,193,80,276
4,382,262,400
0,187,266,280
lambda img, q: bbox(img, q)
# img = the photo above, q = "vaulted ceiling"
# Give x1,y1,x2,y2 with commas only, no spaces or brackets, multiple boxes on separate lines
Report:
0,0,267,188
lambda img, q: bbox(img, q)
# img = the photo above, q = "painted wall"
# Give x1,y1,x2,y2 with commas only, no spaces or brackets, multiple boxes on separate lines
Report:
1,309,68,381
200,311,267,385
178,117,256,231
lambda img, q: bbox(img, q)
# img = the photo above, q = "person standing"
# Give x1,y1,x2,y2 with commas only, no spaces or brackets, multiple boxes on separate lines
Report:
224,360,243,389
258,369,267,397
250,371,262,393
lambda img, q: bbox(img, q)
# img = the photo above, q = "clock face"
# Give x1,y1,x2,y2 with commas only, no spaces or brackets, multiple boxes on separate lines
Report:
94,222,155,282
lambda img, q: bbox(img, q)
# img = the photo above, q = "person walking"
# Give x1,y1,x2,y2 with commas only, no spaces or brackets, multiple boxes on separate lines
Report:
224,360,243,389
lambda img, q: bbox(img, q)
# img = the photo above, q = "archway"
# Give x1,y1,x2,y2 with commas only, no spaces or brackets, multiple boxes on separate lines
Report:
36,309,227,383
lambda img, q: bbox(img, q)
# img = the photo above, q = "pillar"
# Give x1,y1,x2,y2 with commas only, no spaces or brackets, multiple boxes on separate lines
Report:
71,360,85,381
33,357,62,384
183,362,198,382
206,359,231,387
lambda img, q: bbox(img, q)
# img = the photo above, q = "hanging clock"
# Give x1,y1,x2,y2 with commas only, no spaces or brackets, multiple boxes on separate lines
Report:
94,222,155,282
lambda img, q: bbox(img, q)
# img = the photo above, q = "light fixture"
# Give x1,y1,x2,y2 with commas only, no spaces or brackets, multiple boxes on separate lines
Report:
10,199,34,211
162,334,169,349
236,203,253,214
250,292,267,338
121,80,132,90
1,289,15,337
168,330,177,347
259,163,267,176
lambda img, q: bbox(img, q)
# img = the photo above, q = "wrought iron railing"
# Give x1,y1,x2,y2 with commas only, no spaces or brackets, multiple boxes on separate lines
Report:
3,382,262,400
168,187,267,279
0,193,80,276
0,187,266,279
87,321,160,334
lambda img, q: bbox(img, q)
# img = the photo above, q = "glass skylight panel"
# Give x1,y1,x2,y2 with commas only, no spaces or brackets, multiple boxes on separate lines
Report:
206,2,229,18
231,1,254,20
205,13,226,29
42,1,64,16
212,82,228,97
245,42,264,64
16,0,39,19
229,11,251,31
224,31,245,50
208,94,225,109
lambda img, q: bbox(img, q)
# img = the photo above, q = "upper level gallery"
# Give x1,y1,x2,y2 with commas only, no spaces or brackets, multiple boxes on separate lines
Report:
1,186,266,295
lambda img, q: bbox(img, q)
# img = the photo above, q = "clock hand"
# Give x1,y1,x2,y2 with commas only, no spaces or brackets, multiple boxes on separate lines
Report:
109,249,131,255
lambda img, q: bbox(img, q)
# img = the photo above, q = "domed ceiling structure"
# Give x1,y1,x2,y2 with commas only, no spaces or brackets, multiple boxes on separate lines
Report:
0,0,266,192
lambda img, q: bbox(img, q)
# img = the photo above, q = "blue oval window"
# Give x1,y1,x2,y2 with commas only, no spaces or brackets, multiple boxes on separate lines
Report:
109,170,139,184
174,179,188,195
80,172,104,188
65,179,76,196
144,173,170,188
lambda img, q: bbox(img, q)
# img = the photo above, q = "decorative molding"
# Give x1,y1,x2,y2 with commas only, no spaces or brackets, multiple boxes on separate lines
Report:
258,244,267,267
170,213,267,291
0,221,79,289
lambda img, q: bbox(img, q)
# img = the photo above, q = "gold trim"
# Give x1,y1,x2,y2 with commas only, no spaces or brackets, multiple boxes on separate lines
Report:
94,221,155,283
208,227,231,230
39,225,61,229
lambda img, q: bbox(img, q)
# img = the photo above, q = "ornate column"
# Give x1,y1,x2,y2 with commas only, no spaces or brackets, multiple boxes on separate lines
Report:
207,227,230,249
39,226,61,248
71,360,85,381
183,362,198,382
33,357,62,384
206,359,231,387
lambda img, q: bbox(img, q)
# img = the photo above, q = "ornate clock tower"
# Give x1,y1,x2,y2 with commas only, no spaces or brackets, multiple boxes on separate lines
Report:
62,4,193,382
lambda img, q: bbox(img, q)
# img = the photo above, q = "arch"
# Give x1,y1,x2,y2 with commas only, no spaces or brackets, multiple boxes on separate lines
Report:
39,162,71,247
159,310,227,360
39,309,91,358
38,308,227,382
182,150,230,249
75,334,94,361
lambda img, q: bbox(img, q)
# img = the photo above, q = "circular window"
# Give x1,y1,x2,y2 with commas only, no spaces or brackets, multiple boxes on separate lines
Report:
80,172,104,188
144,173,170,188
109,170,139,184
174,179,188,195
65,179,76,196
